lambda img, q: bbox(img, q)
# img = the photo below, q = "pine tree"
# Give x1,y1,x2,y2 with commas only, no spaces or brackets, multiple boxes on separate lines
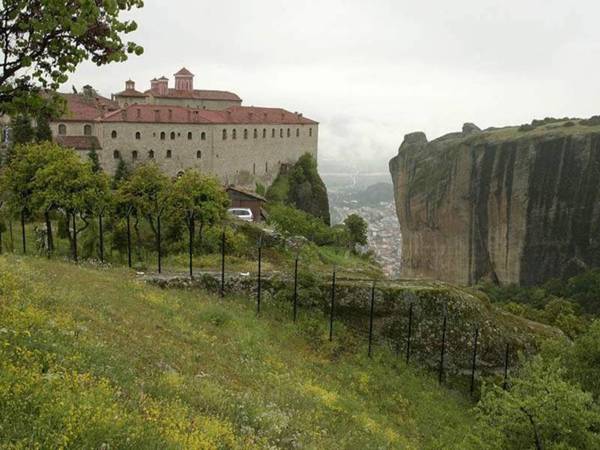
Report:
35,112,53,142
88,146,101,173
11,114,34,145
112,157,129,188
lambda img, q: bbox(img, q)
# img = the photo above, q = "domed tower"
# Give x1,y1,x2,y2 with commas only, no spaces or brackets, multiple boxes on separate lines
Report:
174,67,194,92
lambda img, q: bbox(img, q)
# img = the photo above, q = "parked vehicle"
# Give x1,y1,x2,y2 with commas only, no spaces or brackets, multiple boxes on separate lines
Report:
227,207,254,222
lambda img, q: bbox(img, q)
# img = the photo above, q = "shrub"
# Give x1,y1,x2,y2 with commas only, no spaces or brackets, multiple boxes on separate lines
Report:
580,115,600,126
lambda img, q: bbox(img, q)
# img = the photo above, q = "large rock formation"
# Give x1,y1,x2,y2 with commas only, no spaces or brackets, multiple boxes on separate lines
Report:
389,119,600,286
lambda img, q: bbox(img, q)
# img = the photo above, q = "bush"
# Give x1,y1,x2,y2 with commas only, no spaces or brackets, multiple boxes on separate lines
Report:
268,204,340,246
581,115,600,126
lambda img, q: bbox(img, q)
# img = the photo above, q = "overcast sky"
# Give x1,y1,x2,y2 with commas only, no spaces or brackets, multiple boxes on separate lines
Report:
67,0,600,172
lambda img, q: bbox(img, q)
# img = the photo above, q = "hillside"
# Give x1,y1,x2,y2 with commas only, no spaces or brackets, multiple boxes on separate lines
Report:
0,255,474,449
389,118,600,286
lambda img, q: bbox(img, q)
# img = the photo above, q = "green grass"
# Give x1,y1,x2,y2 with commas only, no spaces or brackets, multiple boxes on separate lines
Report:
0,255,474,449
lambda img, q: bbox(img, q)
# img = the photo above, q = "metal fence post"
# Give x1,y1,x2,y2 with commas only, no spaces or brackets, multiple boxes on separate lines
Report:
72,212,78,262
503,343,510,390
438,313,447,384
470,327,479,396
187,211,194,279
256,239,262,314
20,208,26,254
329,268,336,341
368,281,376,358
156,213,162,274
98,209,104,263
126,208,132,268
220,229,225,298
293,256,299,322
406,302,413,365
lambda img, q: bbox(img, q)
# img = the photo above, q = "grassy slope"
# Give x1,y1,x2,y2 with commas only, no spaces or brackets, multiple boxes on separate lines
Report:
0,255,474,449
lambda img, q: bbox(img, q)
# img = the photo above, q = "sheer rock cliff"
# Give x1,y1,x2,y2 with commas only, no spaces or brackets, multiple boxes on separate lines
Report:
389,120,600,285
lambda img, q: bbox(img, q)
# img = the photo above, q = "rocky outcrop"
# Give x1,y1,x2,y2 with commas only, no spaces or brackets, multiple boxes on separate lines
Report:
389,120,600,286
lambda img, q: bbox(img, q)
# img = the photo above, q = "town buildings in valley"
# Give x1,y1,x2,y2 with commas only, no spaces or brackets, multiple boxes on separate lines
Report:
49,68,319,185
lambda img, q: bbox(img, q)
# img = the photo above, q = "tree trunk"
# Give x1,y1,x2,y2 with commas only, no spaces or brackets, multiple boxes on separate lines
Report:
44,210,54,253
9,219,14,252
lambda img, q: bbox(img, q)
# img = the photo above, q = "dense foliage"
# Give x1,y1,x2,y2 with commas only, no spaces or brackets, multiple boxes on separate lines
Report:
267,153,331,225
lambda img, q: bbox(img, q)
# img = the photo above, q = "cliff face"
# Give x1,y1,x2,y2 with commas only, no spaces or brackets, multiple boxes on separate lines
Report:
389,121,600,286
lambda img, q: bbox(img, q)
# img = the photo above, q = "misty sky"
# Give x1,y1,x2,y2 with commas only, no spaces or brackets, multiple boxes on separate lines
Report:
67,0,600,172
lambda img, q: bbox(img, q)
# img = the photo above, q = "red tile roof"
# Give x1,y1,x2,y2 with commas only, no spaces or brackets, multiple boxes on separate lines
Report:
100,104,317,125
55,135,101,150
174,67,194,76
144,88,242,102
59,93,119,122
114,88,146,98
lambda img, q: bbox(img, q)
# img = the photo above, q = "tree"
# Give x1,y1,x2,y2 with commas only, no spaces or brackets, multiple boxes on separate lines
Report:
88,147,101,174
35,111,53,142
11,114,34,145
112,157,129,188
467,355,600,449
168,170,229,249
31,148,109,259
344,214,368,249
117,163,171,244
0,0,144,113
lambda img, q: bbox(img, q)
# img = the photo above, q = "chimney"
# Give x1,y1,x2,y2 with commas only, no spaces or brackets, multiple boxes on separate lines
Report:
174,67,194,92
125,79,135,91
150,78,159,92
156,76,169,96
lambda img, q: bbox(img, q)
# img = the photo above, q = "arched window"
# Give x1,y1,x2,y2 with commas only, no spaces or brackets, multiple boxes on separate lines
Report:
222,129,227,140
232,129,237,140
160,131,166,140
262,129,266,138
132,150,138,160
296,128,300,137
196,150,201,159
271,128,275,138
187,132,192,140
243,129,248,139
83,124,92,136
309,128,313,137
148,150,154,159
201,131,206,141
113,150,120,159
280,129,283,138
58,124,67,135
287,128,291,138
170,131,175,140
253,129,258,139
111,130,117,139
166,149,172,158
135,131,141,140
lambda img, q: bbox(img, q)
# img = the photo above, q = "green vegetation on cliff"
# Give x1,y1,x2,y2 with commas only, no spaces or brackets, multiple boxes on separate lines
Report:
267,153,331,225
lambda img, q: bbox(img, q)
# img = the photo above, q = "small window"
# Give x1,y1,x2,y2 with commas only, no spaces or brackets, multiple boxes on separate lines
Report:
243,129,248,139
265,161,268,173
187,131,192,140
58,124,66,135
160,131,166,140
136,108,141,119
113,150,120,159
148,150,154,159
253,129,258,139
132,150,138,160
166,149,172,158
196,150,201,159
262,129,266,138
135,131,141,140
280,129,283,138
309,128,313,137
168,109,173,120
296,128,300,137
170,131,175,140
201,131,206,141
287,128,291,138
83,124,92,136
111,130,117,139
253,162,256,175
271,128,275,138
232,129,237,140
222,129,227,140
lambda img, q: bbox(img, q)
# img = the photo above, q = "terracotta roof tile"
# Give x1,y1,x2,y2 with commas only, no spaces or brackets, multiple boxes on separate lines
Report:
58,93,119,121
114,88,146,98
144,88,241,102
